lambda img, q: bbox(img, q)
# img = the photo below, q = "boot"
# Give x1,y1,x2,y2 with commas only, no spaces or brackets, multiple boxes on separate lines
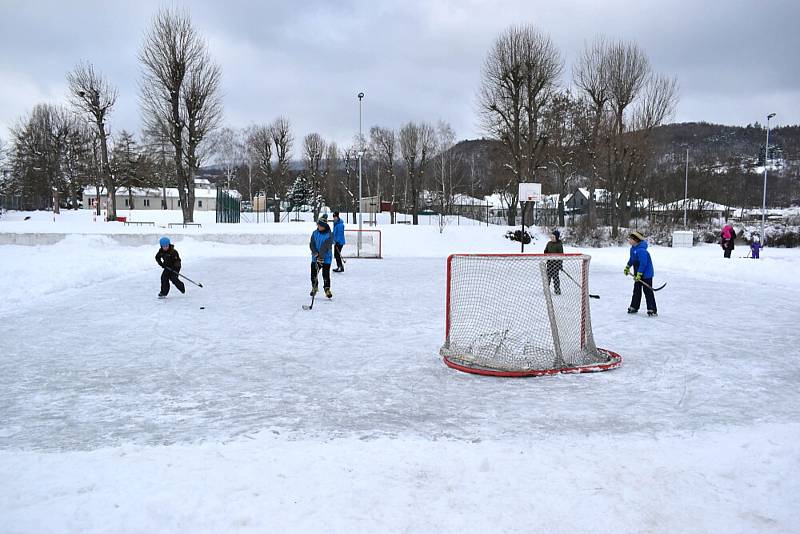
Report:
325,288,333,299
627,307,638,314
310,284,318,297
647,310,658,317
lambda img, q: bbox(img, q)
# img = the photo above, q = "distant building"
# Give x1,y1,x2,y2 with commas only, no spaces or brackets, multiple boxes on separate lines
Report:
83,179,239,211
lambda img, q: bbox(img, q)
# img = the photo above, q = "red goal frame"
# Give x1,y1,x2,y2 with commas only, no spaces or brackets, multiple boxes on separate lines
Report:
442,253,622,377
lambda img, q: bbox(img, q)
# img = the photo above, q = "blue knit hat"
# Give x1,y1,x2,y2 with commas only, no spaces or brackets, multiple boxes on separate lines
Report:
159,237,170,247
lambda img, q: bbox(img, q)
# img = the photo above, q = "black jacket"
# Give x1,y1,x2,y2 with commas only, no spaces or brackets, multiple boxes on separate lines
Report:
156,245,182,271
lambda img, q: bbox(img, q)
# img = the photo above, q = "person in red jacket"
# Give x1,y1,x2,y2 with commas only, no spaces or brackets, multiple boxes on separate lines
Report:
721,223,736,259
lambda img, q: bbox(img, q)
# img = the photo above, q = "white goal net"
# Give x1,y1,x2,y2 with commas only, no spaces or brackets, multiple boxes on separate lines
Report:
440,254,621,376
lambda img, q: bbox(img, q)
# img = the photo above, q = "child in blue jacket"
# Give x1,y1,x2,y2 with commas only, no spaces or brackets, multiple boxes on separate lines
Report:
310,217,334,298
624,231,657,316
749,235,762,259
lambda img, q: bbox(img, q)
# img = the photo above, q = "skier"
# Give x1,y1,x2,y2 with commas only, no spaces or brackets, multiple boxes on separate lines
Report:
310,217,334,299
155,236,185,298
750,235,762,259
721,223,736,259
624,231,657,317
543,229,563,295
332,211,346,272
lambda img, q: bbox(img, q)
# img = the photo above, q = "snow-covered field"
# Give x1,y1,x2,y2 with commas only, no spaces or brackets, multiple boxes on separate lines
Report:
1,211,799,533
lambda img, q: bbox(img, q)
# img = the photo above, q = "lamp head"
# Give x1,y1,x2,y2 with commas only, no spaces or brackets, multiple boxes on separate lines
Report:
357,92,364,100
767,113,776,120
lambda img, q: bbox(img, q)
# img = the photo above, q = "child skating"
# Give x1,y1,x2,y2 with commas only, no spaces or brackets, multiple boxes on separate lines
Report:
543,229,563,295
624,231,657,317
155,236,185,298
309,217,334,298
750,235,762,259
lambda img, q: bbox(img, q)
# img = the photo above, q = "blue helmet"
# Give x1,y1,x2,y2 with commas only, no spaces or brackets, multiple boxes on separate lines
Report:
159,237,170,247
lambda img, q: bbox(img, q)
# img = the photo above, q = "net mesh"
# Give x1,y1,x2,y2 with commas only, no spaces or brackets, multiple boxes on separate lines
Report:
343,230,381,258
440,254,617,374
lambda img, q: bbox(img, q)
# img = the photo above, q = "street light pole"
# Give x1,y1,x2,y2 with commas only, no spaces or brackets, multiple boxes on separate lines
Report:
684,148,689,229
357,91,364,257
761,112,776,246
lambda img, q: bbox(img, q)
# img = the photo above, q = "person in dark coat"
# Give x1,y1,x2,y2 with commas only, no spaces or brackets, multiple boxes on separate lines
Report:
310,218,334,298
624,231,657,316
332,211,346,272
155,236,185,298
721,223,736,258
544,229,563,295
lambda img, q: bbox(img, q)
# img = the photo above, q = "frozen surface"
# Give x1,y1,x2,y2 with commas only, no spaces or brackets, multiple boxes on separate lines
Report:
1,221,799,533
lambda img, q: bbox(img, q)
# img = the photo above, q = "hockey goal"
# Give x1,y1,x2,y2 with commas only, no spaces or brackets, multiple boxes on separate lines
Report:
440,253,621,377
343,229,382,258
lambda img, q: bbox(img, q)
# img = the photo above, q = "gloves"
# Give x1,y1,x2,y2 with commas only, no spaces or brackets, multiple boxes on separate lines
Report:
624,266,630,276
635,272,643,282
316,257,324,266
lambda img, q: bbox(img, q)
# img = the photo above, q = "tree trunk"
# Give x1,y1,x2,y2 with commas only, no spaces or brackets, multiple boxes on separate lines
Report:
273,202,280,223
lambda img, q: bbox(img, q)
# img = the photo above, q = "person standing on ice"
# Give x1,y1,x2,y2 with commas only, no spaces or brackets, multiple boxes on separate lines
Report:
624,231,657,317
332,211,346,272
750,235,762,259
155,237,185,298
310,217,334,299
721,223,736,259
543,229,563,295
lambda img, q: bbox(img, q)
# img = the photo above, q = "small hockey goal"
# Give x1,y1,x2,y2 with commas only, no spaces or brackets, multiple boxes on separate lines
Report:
440,253,621,377
343,229,382,258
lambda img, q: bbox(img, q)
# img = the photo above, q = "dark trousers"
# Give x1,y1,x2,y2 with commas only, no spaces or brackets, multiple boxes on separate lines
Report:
723,249,732,258
630,277,657,312
311,262,331,289
546,271,561,294
334,243,344,270
545,261,561,294
160,269,185,295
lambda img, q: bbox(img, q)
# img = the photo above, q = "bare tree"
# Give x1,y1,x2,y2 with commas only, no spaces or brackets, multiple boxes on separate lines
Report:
573,36,611,228
434,120,458,233
303,132,327,219
370,126,398,222
139,6,222,223
67,61,118,219
247,125,275,219
399,121,436,225
270,117,293,221
478,24,562,225
212,127,245,190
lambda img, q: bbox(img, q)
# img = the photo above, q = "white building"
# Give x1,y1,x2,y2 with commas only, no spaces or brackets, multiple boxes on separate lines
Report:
83,180,239,211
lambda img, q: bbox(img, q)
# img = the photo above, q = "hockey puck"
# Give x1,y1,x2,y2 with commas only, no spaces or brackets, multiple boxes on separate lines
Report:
200,306,205,310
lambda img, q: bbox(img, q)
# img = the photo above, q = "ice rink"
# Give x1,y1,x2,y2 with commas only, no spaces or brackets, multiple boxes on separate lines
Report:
1,221,799,533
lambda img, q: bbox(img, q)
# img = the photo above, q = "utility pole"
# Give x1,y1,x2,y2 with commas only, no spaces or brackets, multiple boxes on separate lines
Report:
357,91,364,257
761,113,776,246
684,148,689,229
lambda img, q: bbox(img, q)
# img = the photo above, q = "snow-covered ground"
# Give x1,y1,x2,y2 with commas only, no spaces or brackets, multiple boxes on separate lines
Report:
1,211,799,533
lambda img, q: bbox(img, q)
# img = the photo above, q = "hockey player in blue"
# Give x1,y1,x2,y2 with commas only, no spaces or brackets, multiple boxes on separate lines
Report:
310,217,334,298
332,211,346,272
624,231,657,317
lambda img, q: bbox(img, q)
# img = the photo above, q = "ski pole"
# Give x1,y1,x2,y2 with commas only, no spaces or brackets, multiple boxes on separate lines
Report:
626,272,666,291
559,268,600,299
164,267,203,288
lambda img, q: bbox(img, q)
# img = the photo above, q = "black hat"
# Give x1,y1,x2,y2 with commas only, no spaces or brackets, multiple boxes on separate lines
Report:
551,229,560,240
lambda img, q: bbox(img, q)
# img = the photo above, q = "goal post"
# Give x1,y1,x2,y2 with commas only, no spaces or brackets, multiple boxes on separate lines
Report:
441,253,621,377
343,229,382,258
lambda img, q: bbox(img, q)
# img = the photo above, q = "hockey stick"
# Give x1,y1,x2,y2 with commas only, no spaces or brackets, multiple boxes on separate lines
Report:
302,293,316,310
626,272,667,291
559,268,600,299
163,267,203,288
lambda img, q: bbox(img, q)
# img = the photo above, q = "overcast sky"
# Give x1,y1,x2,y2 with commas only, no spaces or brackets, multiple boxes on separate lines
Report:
1,0,798,149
